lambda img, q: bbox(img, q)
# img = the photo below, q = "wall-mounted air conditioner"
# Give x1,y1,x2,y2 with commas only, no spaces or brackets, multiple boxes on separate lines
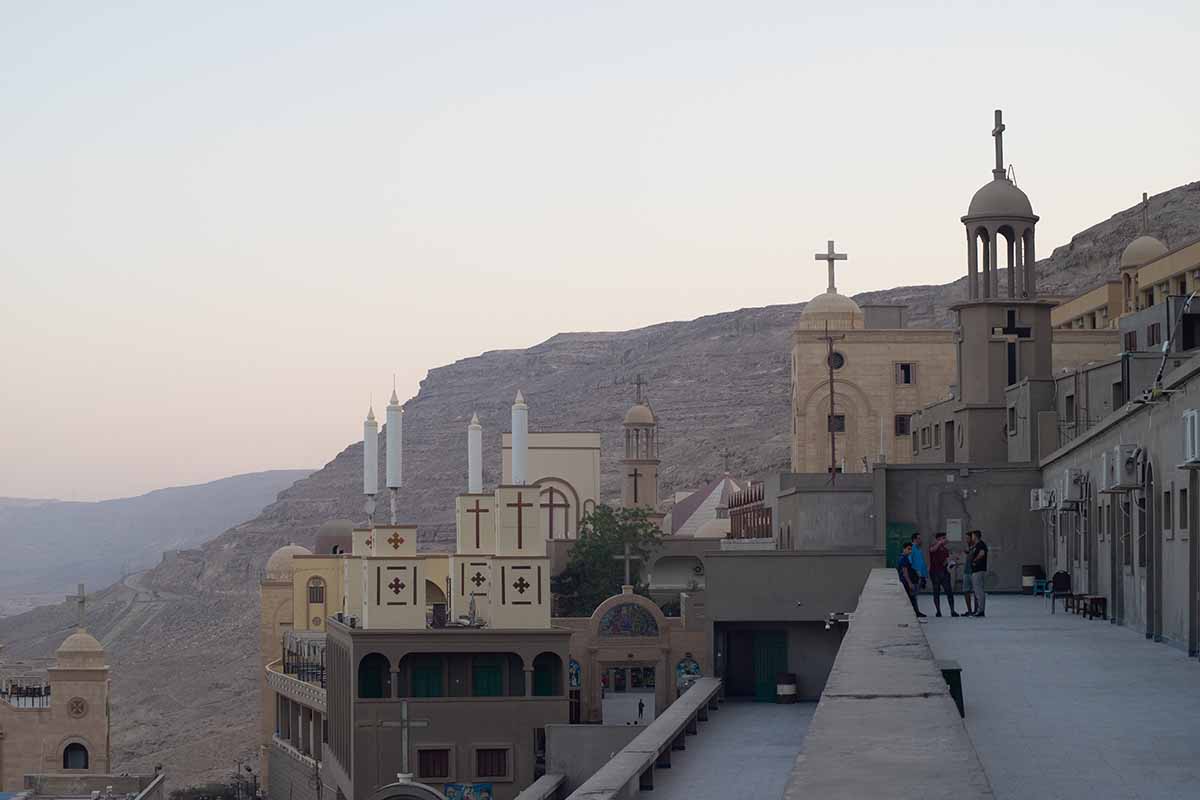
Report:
1112,444,1141,489
1059,468,1085,507
1099,450,1114,492
1184,410,1200,464
1029,488,1047,511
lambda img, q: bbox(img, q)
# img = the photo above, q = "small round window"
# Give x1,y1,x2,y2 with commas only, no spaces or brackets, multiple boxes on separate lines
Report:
827,351,846,370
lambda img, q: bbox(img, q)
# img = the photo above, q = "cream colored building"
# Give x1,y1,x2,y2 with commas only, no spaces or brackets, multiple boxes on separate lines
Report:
500,431,601,540
0,628,112,790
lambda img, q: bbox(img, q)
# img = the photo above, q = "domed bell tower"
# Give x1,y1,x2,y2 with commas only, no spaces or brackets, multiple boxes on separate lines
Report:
621,376,660,512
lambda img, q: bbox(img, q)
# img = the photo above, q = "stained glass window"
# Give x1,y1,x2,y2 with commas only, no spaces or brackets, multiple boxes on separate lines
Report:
598,603,659,636
568,658,581,689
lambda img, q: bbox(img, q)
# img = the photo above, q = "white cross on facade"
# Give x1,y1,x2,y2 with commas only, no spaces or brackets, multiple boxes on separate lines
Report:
814,240,847,293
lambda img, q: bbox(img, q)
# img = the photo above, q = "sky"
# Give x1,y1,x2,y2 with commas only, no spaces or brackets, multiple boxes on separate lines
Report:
2,1,1199,501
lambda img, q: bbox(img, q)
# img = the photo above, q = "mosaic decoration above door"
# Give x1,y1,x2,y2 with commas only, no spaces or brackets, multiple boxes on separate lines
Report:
598,602,659,636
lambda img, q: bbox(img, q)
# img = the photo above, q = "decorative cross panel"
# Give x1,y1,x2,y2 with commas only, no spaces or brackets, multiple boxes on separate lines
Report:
513,576,531,594
388,577,406,594
471,571,487,588
68,697,88,718
388,532,405,550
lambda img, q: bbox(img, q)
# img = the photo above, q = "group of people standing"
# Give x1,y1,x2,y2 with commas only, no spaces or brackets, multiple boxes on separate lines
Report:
896,530,989,619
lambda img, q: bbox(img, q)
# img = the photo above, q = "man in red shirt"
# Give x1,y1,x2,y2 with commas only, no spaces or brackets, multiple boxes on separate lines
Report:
928,531,959,617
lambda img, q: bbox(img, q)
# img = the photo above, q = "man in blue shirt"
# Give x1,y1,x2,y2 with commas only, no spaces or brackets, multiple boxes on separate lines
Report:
909,532,929,589
897,542,927,618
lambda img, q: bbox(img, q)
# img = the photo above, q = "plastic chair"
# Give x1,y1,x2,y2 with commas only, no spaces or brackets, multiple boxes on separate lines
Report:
1047,571,1072,613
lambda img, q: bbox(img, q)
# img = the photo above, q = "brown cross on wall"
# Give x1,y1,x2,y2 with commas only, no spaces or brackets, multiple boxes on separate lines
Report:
628,468,642,503
466,499,490,548
387,532,404,550
540,488,569,539
388,577,406,594
508,491,533,549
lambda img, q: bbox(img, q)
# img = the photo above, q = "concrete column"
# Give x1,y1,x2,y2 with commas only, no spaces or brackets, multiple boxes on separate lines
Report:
989,228,999,298
1014,233,1025,297
524,667,534,697
1024,228,1036,297
967,226,978,299
1006,233,1016,298
981,230,991,298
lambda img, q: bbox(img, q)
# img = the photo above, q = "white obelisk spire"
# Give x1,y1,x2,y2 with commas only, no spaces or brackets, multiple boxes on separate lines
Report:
511,391,528,485
363,405,378,524
386,386,403,524
468,412,483,493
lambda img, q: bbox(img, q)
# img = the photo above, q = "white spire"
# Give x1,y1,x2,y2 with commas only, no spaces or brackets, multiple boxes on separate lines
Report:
363,405,379,498
511,391,529,485
386,393,403,491
468,412,483,493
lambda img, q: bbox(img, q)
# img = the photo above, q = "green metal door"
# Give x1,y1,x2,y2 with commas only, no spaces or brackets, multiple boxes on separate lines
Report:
887,522,918,568
753,631,787,702
472,657,504,697
411,657,443,698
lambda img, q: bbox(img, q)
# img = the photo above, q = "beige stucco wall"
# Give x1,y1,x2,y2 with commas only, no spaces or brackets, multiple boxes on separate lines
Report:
1,667,111,791
1050,329,1122,372
1051,282,1122,329
791,329,956,472
502,432,601,539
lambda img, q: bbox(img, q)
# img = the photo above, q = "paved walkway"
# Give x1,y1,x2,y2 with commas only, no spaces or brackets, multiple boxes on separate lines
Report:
649,700,815,800
924,594,1200,800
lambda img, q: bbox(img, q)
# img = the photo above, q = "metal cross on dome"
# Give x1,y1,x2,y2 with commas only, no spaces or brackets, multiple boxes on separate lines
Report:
813,240,847,293
992,109,1006,178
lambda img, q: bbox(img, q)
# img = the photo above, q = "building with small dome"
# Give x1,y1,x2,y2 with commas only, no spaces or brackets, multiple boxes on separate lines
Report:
0,617,112,790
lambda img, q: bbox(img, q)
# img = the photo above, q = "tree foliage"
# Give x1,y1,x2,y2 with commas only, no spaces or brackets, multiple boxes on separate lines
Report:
552,504,662,617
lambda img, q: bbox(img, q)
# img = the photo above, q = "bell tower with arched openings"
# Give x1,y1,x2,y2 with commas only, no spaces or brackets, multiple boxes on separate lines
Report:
962,109,1040,300
621,375,661,518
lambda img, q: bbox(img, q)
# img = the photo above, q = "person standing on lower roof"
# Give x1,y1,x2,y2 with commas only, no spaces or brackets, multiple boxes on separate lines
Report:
897,542,926,618
969,529,989,617
928,532,958,617
909,532,929,589
961,530,975,615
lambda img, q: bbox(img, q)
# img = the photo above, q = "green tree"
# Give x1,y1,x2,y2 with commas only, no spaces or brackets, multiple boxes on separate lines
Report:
552,504,662,617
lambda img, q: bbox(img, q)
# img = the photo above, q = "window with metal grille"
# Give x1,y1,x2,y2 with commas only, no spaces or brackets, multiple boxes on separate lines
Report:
307,579,326,604
1124,331,1138,352
476,748,508,778
894,415,912,436
1163,490,1173,533
1180,488,1189,531
827,414,845,433
418,749,450,780
1147,323,1162,348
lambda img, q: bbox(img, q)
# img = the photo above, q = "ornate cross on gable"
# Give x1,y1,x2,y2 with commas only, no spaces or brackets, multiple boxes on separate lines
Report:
813,240,847,293
540,489,569,539
65,583,86,628
507,491,533,549
466,499,490,548
992,109,1006,178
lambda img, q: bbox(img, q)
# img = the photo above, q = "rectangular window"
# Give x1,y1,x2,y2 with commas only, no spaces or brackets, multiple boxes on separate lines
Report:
418,749,451,780
1177,277,1189,296
476,748,508,778
920,427,930,448
896,363,916,385
1064,394,1076,423
894,414,912,436
933,423,941,448
1112,381,1124,409
1124,331,1138,352
1181,488,1189,531
307,582,325,604
912,430,920,456
472,658,504,697
827,414,845,433
1163,490,1173,534
1122,500,1133,568
1147,323,1162,348
1007,406,1017,436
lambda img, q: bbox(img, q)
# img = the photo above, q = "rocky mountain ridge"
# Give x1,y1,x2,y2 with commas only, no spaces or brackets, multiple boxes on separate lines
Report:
1,181,1197,787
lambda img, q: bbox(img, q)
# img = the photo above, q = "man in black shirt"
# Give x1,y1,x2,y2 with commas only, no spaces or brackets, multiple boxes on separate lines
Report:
969,530,989,617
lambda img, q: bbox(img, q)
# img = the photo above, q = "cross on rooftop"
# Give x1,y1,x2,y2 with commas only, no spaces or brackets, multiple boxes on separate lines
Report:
612,542,643,586
718,447,734,473
65,583,86,629
634,374,647,404
992,109,1006,178
814,240,847,293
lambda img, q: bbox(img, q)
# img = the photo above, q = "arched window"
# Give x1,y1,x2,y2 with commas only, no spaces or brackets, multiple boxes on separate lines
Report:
63,742,89,770
358,653,391,699
532,652,563,696
307,577,326,604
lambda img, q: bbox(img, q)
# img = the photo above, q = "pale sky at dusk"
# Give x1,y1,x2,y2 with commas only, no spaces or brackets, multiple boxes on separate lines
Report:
2,2,1198,501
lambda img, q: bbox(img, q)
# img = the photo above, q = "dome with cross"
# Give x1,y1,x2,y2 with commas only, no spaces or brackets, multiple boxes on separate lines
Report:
1120,235,1168,269
797,291,864,330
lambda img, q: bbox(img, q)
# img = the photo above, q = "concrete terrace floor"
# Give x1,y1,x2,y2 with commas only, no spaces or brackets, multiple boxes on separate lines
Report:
923,594,1200,800
647,700,815,800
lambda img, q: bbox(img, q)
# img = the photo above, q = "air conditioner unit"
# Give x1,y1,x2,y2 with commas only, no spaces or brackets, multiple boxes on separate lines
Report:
1184,410,1200,464
1112,444,1141,489
1029,488,1046,511
1060,468,1085,506
1099,450,1114,492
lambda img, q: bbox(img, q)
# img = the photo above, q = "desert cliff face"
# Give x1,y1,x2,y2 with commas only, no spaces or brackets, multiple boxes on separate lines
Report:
1,181,1197,787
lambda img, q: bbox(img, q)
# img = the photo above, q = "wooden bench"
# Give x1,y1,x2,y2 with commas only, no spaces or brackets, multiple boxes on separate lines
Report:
1084,595,1108,620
